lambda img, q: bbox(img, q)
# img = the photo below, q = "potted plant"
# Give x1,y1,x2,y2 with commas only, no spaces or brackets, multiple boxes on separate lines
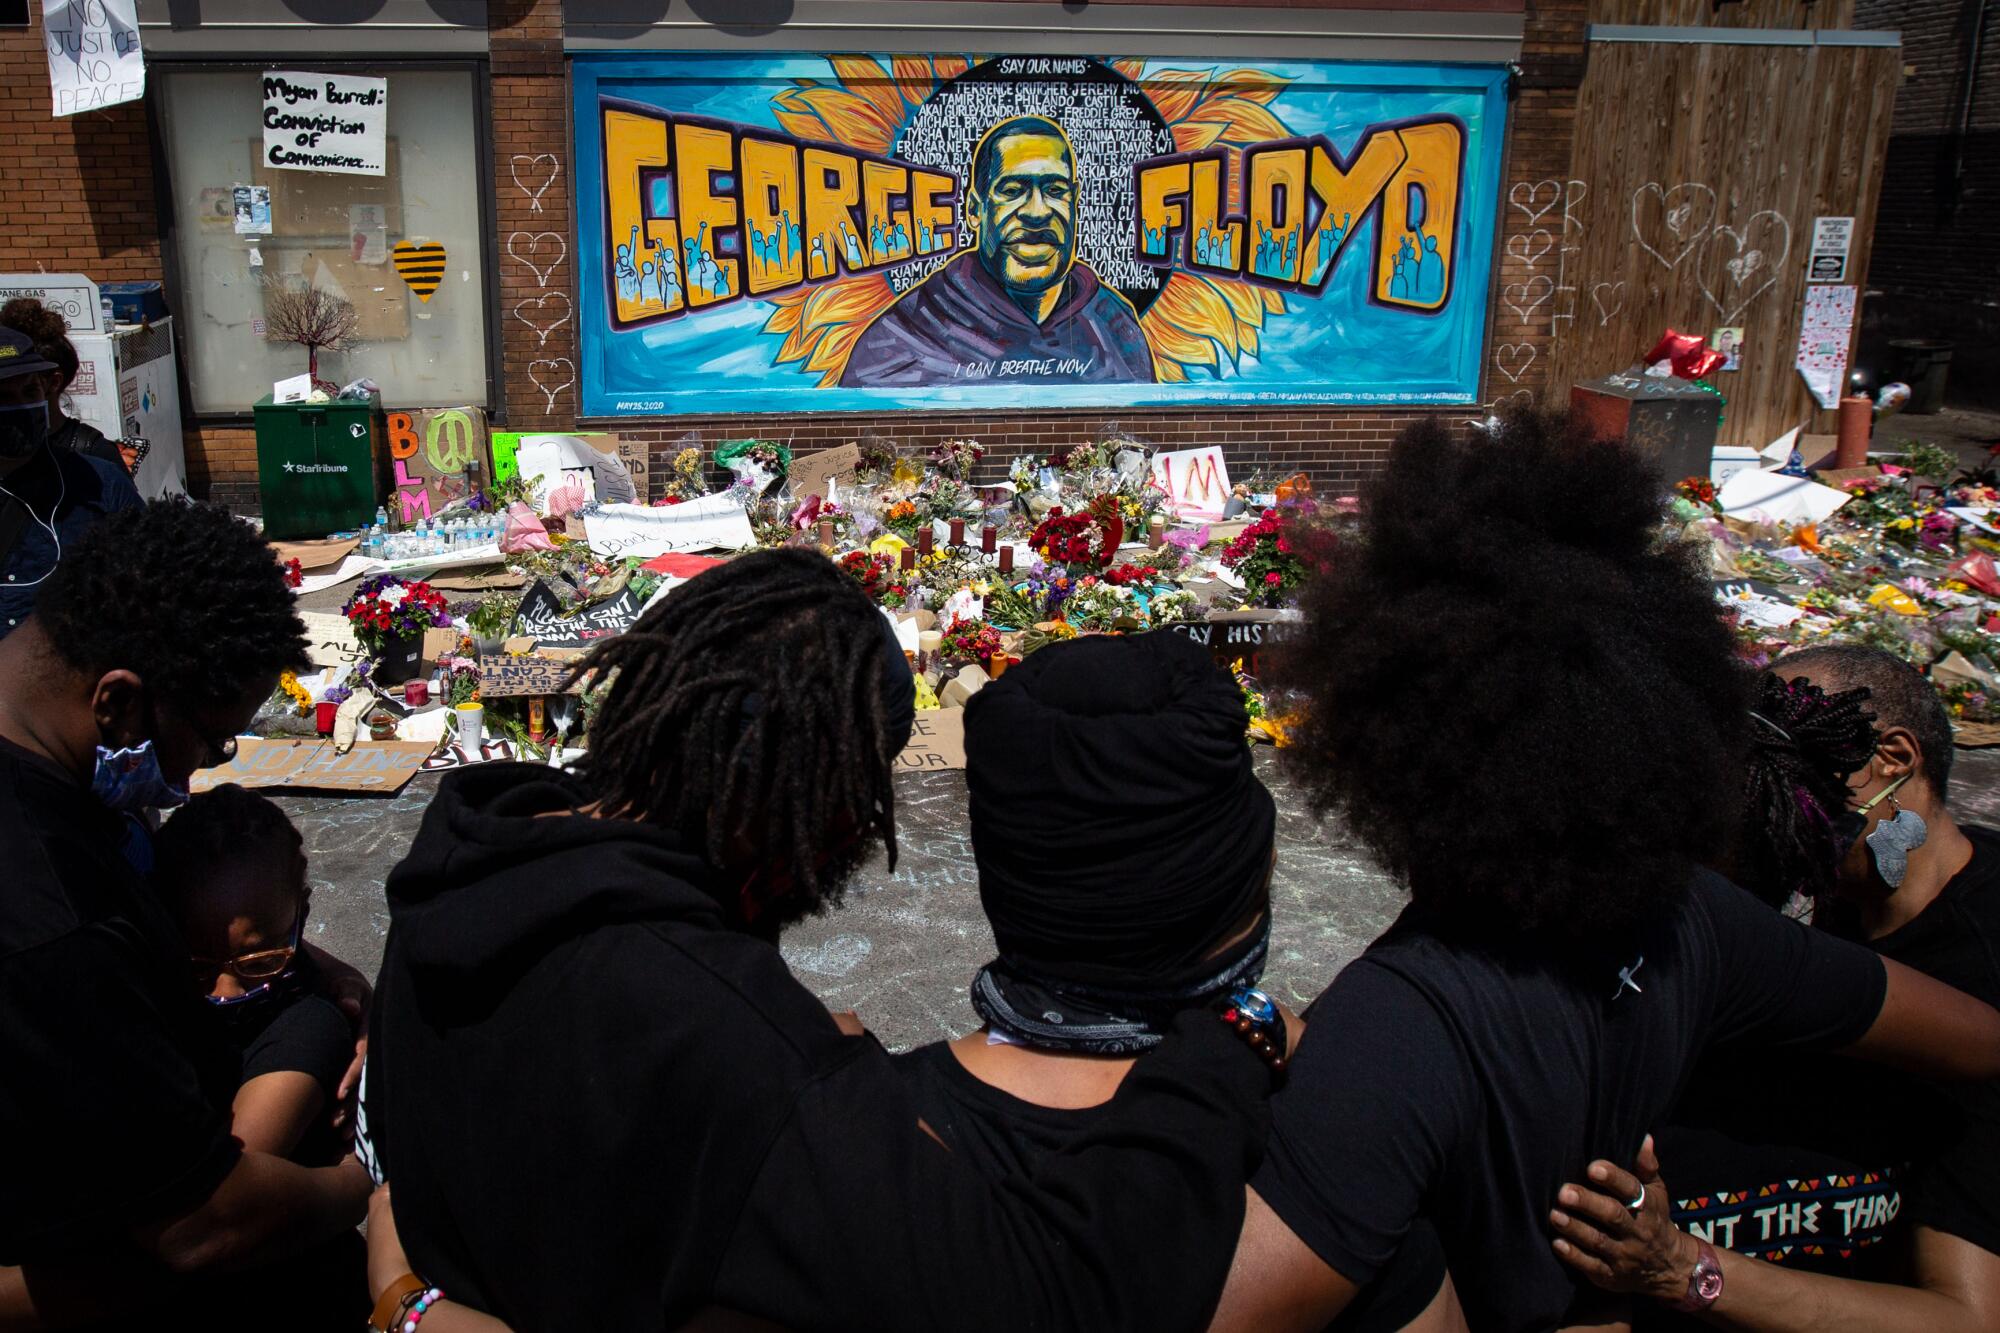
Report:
1220,509,1309,608
343,574,452,684
466,593,521,657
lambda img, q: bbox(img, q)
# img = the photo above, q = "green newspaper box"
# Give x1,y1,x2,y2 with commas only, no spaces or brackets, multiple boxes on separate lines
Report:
253,394,384,540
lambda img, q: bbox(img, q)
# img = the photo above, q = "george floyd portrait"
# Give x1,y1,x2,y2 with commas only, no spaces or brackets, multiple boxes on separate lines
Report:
839,115,1158,389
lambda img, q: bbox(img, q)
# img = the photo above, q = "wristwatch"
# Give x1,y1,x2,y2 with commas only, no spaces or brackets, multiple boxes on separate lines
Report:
1672,1239,1724,1312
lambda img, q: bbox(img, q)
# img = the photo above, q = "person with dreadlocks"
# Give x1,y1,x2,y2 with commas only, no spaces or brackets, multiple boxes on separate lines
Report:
1208,412,2000,1333
361,548,1285,1333
0,500,373,1328
1550,648,2000,1329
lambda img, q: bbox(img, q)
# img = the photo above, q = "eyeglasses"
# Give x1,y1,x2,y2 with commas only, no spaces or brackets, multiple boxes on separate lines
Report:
192,898,306,983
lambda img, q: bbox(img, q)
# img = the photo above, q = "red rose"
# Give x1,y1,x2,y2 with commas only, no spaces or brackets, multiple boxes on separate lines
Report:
1265,571,1283,585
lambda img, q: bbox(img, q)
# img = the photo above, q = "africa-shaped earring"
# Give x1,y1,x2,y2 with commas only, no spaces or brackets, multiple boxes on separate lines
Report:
1866,797,1929,889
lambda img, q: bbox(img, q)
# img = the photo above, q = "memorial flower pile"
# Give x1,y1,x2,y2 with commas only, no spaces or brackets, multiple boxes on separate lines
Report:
1029,502,1123,571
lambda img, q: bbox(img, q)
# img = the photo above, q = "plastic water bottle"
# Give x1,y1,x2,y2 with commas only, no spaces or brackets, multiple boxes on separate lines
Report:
365,524,382,560
374,505,389,529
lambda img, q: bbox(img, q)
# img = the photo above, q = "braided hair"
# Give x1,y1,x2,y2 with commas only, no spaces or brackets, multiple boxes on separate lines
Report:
570,548,902,931
1733,672,1877,907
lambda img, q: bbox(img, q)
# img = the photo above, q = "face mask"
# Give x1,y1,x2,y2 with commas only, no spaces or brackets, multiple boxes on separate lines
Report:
92,741,190,814
1833,772,1928,889
0,399,49,460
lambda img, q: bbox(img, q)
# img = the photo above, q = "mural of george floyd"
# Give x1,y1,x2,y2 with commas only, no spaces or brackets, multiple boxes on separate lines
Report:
573,53,1508,420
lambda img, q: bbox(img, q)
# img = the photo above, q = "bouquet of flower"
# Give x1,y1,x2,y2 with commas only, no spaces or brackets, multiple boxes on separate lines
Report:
941,616,1002,663
282,558,304,589
1103,562,1152,588
1674,476,1719,511
1023,568,1077,618
343,575,453,654
1147,588,1201,624
840,550,894,600
1064,578,1141,631
1222,509,1308,606
658,446,710,503
929,438,985,481
1029,502,1124,571
275,671,312,716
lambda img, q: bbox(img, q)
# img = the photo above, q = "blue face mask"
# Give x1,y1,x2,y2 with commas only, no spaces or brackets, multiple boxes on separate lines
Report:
92,741,190,814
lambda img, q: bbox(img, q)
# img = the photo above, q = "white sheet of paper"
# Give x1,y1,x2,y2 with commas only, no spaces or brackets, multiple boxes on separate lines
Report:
1718,468,1853,526
1760,425,1803,468
292,552,375,596
1949,507,2000,536
272,372,313,404
1152,447,1233,523
44,0,145,117
884,609,920,653
514,437,599,514
582,496,756,557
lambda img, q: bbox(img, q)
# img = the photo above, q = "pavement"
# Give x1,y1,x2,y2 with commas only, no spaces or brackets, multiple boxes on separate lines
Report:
282,746,2000,1054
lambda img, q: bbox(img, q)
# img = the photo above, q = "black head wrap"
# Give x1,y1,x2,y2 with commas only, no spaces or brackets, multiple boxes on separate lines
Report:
963,631,1277,1050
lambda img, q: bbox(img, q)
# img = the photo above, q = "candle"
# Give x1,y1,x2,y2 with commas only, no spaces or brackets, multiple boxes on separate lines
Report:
981,523,996,553
998,545,1014,574
1147,514,1166,550
917,630,943,669
989,653,1011,680
949,518,965,546
404,679,429,707
900,546,916,571
918,526,934,556
817,517,834,549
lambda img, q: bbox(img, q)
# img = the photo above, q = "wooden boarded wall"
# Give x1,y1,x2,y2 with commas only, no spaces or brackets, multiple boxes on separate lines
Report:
1539,37,1899,448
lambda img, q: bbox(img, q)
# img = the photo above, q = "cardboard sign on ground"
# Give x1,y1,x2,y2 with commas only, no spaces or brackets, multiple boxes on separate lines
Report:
190,738,432,795
298,611,368,669
271,536,359,572
513,578,643,650
896,710,967,772
790,444,860,501
477,654,584,697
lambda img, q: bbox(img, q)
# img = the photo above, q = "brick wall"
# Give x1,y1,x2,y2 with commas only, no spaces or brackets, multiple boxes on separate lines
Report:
1856,0,2000,408
0,16,161,283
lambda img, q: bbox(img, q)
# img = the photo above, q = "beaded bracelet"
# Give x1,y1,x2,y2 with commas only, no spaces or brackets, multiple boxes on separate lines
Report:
1217,986,1288,1081
400,1287,446,1332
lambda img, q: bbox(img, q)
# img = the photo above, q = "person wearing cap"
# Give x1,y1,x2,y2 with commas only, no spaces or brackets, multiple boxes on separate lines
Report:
0,324,140,640
0,296,126,470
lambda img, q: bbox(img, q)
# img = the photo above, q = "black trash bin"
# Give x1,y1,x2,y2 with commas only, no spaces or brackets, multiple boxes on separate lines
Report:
1888,339,1955,415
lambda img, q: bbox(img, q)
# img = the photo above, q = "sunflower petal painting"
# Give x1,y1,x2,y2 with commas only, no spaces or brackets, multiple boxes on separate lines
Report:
573,54,1508,417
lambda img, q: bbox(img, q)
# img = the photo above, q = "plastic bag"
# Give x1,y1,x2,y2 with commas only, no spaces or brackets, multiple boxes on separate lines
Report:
499,501,556,553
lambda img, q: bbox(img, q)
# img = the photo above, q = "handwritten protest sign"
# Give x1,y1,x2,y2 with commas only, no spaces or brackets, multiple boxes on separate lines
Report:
387,406,489,526
263,71,387,176
476,654,584,698
513,578,643,651
298,611,368,670
1152,447,1233,523
895,710,967,772
44,0,144,117
790,444,860,502
1164,612,1302,673
190,738,432,795
583,497,755,558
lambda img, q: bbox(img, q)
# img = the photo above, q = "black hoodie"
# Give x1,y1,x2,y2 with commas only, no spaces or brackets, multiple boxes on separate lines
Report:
366,763,1272,1331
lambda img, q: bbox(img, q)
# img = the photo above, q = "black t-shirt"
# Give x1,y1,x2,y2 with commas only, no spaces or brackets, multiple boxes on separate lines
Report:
895,1040,1449,1333
0,735,242,1265
224,958,355,1166
1659,824,2000,1298
1251,869,1889,1333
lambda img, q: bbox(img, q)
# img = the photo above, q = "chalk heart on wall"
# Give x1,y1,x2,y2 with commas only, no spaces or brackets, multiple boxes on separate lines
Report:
1631,183,1718,270
507,231,567,288
1503,275,1554,322
513,291,573,348
1590,280,1627,326
509,153,560,212
1506,230,1554,268
1494,342,1537,383
528,357,575,412
1510,179,1562,226
1697,211,1792,324
1488,388,1534,413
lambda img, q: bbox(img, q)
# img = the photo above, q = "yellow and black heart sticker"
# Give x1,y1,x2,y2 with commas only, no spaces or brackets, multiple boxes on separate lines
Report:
392,241,448,303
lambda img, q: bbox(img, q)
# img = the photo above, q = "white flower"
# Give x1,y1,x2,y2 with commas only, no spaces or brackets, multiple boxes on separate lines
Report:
377,585,410,610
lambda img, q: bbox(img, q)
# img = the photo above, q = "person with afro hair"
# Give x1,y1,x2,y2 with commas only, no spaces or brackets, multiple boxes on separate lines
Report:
0,500,373,1328
1211,412,2000,1332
